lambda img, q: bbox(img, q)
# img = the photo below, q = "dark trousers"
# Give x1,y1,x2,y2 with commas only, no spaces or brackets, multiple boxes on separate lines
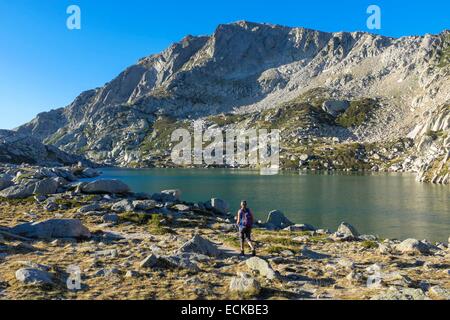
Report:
239,226,252,247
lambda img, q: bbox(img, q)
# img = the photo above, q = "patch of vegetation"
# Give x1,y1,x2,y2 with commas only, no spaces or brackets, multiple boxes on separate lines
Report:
150,87,172,99
324,143,369,170
437,33,450,68
82,194,99,202
336,98,378,128
54,198,84,209
45,128,68,145
361,240,378,249
300,142,373,171
127,161,141,168
219,235,241,249
252,229,310,237
119,212,175,235
266,245,290,254
140,116,190,156
15,173,34,183
425,130,445,141
148,213,176,235
295,87,332,108
0,197,35,205
257,98,334,131
119,212,151,224
208,114,245,127
422,155,450,182
77,145,90,154
260,235,300,247
307,234,331,243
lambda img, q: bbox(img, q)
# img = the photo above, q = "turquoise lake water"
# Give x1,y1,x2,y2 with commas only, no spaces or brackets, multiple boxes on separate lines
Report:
98,168,450,242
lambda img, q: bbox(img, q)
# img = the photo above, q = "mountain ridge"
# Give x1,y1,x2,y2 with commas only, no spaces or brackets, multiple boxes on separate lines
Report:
14,21,450,183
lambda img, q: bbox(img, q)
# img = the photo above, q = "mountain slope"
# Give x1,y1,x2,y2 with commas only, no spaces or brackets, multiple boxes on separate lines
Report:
0,130,92,166
15,22,450,183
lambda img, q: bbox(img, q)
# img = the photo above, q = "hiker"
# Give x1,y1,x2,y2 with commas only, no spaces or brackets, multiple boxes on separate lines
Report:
236,200,256,256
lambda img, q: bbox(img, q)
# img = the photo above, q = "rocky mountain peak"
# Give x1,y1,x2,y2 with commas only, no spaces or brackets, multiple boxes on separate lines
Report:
12,22,449,182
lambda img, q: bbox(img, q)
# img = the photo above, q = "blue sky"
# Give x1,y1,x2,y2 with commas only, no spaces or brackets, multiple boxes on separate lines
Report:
0,0,449,129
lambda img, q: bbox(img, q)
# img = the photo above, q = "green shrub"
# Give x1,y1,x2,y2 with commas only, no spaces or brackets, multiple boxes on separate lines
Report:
361,240,378,249
336,99,377,128
426,130,445,141
437,34,450,68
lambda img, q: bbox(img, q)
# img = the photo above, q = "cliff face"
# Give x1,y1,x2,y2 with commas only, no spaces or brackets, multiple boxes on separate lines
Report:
14,22,450,182
409,104,449,184
0,130,91,167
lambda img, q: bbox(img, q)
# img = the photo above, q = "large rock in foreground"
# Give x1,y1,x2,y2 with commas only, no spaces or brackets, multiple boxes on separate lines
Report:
0,183,35,199
140,253,200,272
177,235,222,257
15,268,54,286
81,179,130,194
245,257,277,280
336,222,360,239
229,272,261,295
371,287,429,300
33,178,59,195
0,175,13,191
151,189,181,202
284,224,316,232
10,219,91,239
265,210,293,229
395,238,431,255
0,129,90,166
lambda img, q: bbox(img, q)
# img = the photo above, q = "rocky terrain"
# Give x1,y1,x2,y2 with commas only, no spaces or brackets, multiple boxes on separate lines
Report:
0,130,92,167
0,164,449,300
14,22,450,184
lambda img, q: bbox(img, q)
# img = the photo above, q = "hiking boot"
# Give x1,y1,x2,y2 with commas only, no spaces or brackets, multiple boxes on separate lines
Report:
251,249,256,257
240,250,245,257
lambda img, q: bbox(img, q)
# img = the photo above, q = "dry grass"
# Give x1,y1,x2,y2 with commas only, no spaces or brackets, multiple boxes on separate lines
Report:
1,201,449,300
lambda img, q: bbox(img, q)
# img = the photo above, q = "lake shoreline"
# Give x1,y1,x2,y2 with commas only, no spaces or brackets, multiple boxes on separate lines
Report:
0,163,449,300
1,163,449,300
96,166,450,243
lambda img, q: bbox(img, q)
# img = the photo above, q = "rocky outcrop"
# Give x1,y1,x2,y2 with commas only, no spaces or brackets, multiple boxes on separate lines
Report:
151,190,181,203
33,178,59,195
284,224,316,232
81,180,131,194
229,272,261,295
406,104,449,184
177,235,222,257
10,219,91,239
266,210,293,229
0,183,35,199
0,175,13,191
395,238,431,255
322,100,350,117
15,268,54,286
0,164,100,199
334,222,360,240
245,257,277,280
0,129,91,167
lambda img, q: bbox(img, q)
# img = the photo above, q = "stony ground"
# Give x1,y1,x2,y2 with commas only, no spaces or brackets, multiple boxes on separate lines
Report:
1,192,449,301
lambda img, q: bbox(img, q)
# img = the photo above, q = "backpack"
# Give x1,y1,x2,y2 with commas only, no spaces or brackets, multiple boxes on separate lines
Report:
240,208,253,228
